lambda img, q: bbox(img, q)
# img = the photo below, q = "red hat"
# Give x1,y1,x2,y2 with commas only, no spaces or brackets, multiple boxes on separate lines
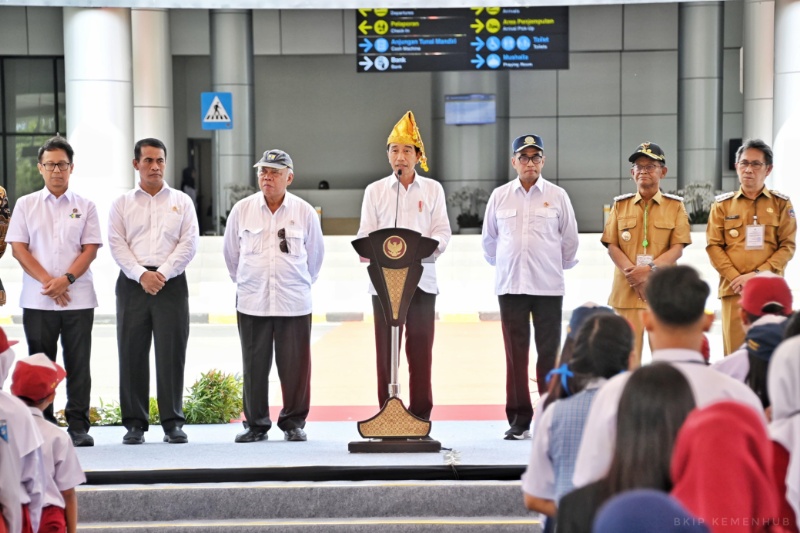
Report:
0,327,19,352
740,272,793,317
10,353,66,403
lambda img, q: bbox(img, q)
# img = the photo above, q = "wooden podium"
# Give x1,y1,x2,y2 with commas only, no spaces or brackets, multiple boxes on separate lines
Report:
348,228,442,453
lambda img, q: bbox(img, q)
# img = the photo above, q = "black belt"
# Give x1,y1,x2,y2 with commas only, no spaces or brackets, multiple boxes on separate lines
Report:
143,266,159,271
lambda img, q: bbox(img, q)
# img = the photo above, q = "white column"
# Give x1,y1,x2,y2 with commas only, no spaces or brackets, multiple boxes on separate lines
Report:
678,2,723,188
742,0,775,145
63,7,134,211
210,9,254,235
772,0,800,201
131,9,175,185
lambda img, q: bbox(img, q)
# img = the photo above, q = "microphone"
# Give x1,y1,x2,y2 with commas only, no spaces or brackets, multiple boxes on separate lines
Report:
394,168,402,228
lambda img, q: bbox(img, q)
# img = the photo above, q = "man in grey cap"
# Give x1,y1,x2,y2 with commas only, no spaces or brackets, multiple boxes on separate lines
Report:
223,149,324,443
482,134,579,440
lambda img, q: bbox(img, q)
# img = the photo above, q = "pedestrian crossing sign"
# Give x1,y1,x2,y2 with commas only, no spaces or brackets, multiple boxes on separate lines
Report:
201,92,233,130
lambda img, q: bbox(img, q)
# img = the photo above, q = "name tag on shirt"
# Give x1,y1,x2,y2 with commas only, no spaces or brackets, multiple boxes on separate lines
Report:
636,254,653,266
745,223,765,250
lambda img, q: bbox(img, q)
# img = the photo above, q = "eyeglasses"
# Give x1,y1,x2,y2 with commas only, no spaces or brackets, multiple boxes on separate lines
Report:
41,162,70,172
278,228,289,254
736,160,766,170
632,163,661,174
517,154,543,165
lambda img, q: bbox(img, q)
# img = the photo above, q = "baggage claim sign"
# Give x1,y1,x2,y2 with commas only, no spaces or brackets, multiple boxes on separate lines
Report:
356,7,568,73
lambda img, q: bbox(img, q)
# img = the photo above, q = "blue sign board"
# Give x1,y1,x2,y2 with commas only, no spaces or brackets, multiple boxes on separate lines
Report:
201,92,233,130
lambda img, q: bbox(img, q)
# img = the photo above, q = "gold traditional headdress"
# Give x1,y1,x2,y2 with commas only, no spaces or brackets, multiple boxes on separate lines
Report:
387,110,428,172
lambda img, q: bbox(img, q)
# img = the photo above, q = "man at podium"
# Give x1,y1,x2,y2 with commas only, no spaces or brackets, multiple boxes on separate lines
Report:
356,111,452,421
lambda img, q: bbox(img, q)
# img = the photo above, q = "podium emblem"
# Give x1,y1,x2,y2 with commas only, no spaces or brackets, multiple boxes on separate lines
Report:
383,236,407,260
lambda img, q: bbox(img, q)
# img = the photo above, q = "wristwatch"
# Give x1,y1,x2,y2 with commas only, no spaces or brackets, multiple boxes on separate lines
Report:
648,262,658,272
65,273,76,284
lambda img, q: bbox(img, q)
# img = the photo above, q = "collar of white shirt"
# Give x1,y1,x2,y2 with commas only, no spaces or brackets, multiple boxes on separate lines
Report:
135,181,171,197
512,176,545,194
652,348,705,364
387,171,420,190
41,187,74,202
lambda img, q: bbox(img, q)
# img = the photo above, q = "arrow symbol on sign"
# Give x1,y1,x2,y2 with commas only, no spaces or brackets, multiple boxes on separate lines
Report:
359,38,373,53
359,56,374,71
470,19,485,33
358,8,372,17
471,55,485,69
358,20,373,34
471,36,485,52
471,7,484,15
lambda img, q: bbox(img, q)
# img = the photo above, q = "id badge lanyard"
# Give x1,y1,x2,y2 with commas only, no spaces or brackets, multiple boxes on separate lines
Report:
636,203,654,266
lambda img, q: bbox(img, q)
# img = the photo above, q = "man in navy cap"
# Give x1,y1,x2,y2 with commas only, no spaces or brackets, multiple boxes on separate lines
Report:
482,134,579,440
601,142,691,364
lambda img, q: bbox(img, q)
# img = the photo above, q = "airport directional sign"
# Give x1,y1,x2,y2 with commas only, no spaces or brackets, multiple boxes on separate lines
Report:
356,7,568,73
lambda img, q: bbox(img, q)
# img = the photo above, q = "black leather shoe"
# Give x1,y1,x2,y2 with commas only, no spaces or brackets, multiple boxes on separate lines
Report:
283,428,307,442
235,428,267,443
123,427,145,445
68,431,94,447
163,427,188,444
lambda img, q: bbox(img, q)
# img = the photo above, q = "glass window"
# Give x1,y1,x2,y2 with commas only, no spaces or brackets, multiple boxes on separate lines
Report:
4,59,57,134
6,135,50,208
56,58,66,134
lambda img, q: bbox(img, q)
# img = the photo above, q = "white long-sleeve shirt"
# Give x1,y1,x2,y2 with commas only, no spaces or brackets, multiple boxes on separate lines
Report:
357,172,451,295
482,177,579,296
108,183,198,282
223,191,324,317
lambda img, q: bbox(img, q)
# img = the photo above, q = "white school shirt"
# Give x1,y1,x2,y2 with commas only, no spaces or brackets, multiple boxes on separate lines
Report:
0,425,22,533
0,392,44,533
482,177,579,296
6,188,102,311
223,191,324,317
572,348,767,488
712,314,787,382
356,172,451,295
28,408,85,509
108,183,198,282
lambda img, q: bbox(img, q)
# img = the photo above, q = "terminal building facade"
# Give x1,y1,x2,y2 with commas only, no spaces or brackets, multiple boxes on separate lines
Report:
0,0,798,234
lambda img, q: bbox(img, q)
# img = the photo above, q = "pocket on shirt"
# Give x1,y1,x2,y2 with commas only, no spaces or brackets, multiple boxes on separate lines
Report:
163,212,183,239
533,207,558,234
496,209,517,235
652,219,675,246
240,227,264,255
723,218,743,242
66,217,87,243
284,228,303,258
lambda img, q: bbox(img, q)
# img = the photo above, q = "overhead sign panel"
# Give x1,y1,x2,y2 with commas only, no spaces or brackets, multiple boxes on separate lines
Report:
356,7,568,73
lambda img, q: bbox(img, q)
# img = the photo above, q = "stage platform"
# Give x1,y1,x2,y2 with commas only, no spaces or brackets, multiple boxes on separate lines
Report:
76,420,530,485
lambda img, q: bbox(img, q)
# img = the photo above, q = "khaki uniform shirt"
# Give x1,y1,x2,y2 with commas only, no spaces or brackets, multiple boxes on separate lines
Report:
706,187,796,298
601,190,692,308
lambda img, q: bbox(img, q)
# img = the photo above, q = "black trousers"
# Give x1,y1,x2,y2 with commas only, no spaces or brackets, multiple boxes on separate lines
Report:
23,308,94,432
498,294,563,430
116,271,189,431
372,289,436,420
237,312,311,431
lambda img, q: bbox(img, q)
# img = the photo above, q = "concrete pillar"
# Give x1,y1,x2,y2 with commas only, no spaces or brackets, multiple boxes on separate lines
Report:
678,2,723,188
63,7,134,212
742,0,775,145
210,9,254,235
772,0,800,200
131,8,175,185
431,71,509,230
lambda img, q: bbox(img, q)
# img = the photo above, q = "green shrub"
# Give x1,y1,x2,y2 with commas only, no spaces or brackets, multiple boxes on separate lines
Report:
184,370,244,424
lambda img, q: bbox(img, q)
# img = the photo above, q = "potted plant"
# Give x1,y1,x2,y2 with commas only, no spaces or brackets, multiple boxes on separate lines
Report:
671,182,722,230
449,186,490,234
